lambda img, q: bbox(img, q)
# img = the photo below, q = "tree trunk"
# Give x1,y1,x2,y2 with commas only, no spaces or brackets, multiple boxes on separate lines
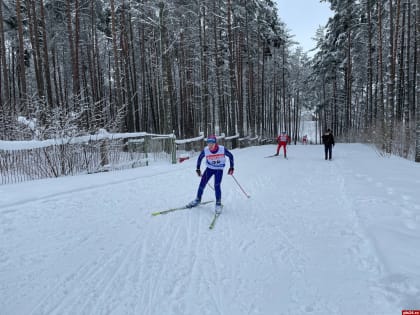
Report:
385,0,399,154
227,0,237,135
120,4,134,132
403,0,411,158
281,43,286,133
415,0,420,162
0,0,10,104
26,0,44,104
109,0,123,124
236,32,244,136
16,0,28,113
158,2,174,134
377,1,385,150
367,0,373,126
213,0,225,135
128,10,140,132
66,0,77,109
39,0,53,108
199,3,210,135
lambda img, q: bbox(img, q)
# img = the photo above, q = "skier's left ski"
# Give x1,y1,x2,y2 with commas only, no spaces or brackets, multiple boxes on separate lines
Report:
209,212,221,229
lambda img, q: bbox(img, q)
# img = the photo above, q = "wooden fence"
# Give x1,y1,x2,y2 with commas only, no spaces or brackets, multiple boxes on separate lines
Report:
0,133,260,185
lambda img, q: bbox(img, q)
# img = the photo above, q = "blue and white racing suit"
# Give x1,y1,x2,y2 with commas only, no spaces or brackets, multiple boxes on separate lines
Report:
196,144,234,203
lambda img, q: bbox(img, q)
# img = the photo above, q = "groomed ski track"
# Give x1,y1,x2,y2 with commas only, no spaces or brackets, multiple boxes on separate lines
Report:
1,144,419,315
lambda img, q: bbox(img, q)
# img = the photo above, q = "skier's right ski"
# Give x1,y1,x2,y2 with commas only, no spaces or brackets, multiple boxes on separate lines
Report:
151,201,212,216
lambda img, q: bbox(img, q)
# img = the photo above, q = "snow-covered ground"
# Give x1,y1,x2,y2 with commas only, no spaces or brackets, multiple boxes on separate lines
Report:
1,143,419,315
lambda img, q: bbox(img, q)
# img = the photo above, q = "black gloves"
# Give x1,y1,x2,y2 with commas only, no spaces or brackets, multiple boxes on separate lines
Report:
196,169,201,177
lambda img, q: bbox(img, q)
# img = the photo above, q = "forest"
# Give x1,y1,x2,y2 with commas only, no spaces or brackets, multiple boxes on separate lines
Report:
0,0,419,161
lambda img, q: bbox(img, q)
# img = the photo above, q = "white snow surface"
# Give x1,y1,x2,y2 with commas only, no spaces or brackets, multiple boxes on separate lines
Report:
1,144,420,315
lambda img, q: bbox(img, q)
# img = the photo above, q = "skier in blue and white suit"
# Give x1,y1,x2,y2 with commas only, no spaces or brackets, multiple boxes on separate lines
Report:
186,135,234,213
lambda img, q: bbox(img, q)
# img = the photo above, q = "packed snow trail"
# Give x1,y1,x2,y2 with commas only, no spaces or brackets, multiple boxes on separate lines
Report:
1,144,419,315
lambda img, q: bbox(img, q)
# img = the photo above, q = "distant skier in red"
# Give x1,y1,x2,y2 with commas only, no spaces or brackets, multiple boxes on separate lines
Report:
275,131,290,158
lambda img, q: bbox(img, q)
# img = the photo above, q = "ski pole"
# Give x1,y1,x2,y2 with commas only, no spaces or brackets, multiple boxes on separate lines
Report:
198,173,214,191
231,174,250,198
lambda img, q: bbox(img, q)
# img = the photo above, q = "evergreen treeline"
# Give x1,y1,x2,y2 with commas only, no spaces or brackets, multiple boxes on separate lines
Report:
314,0,420,161
0,0,419,161
0,0,298,141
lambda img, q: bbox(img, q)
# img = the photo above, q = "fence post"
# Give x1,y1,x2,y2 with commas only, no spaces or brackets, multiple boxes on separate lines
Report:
144,136,149,166
171,132,177,164
100,139,109,167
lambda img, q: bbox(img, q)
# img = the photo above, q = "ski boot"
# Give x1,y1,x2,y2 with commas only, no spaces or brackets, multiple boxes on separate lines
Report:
186,198,201,208
215,201,223,214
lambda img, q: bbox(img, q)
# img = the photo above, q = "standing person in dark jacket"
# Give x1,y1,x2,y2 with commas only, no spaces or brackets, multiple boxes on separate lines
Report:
186,135,234,214
322,129,335,160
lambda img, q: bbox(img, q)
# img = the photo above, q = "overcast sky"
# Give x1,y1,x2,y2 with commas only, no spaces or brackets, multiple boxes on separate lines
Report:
274,0,332,55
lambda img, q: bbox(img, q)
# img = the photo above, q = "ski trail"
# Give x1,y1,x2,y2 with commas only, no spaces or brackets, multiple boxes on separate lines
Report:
2,144,418,315
334,149,420,309
0,164,190,211
238,145,395,314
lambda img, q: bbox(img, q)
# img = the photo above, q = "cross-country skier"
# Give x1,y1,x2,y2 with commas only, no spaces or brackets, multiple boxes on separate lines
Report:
275,131,290,158
186,135,234,214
